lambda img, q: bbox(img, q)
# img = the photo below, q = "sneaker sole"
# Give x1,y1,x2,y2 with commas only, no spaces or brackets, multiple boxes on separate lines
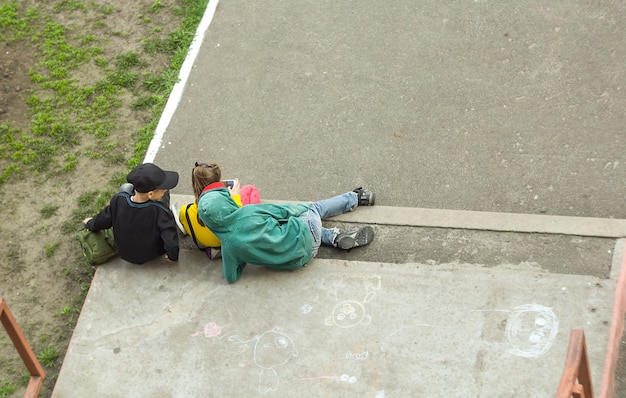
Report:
337,226,374,249
171,204,187,235
367,192,376,206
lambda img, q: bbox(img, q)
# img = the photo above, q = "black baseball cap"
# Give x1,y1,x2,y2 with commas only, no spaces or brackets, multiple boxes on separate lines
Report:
127,163,179,193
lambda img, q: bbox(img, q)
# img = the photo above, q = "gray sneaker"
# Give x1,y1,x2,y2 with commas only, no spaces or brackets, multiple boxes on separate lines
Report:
353,187,375,206
335,226,374,250
170,203,186,235
205,248,222,260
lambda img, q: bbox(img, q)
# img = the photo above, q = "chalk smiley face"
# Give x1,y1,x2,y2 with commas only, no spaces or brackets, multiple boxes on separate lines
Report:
505,304,559,358
326,300,372,328
253,328,298,369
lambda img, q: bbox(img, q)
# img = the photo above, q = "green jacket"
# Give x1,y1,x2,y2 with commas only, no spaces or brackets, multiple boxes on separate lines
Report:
197,184,313,283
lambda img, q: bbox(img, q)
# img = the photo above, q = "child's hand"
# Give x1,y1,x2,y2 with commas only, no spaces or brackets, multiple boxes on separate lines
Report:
228,178,241,196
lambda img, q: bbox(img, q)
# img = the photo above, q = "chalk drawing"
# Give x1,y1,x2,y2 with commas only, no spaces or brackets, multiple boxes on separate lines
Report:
301,373,357,384
300,303,313,315
322,275,381,328
375,391,385,398
191,322,224,338
505,304,559,358
253,328,298,395
326,300,373,328
204,327,298,394
475,304,559,358
345,350,369,360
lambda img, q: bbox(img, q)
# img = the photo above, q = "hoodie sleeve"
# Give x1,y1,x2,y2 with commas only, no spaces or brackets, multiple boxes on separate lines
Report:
86,205,114,231
221,247,246,283
256,203,310,219
159,212,179,261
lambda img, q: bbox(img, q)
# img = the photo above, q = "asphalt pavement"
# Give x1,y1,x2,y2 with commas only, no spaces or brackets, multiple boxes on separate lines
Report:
53,1,626,397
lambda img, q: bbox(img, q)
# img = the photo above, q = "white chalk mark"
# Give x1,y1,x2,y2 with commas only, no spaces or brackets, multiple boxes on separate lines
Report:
325,300,371,328
301,374,357,384
475,304,559,358
300,303,313,315
505,304,558,358
254,328,298,395
345,350,369,360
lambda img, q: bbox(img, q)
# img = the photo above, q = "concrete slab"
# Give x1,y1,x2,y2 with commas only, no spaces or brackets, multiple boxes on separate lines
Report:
52,247,619,397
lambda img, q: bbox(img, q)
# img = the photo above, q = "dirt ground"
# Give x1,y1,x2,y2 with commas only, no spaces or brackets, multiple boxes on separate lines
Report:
0,1,185,396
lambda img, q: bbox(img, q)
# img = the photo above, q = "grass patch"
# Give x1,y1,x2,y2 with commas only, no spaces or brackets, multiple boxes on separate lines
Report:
0,0,211,393
45,242,60,258
0,0,209,186
40,205,59,219
0,381,16,398
37,345,60,368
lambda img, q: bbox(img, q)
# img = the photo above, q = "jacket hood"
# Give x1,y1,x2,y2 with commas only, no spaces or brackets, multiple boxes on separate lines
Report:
197,187,240,233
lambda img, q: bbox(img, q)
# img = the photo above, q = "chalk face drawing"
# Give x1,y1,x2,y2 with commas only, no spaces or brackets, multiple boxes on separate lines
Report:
253,328,298,395
195,325,298,395
326,300,371,328
322,274,381,328
505,304,559,358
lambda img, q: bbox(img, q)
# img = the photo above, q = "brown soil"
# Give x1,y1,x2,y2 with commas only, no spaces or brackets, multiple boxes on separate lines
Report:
0,1,184,396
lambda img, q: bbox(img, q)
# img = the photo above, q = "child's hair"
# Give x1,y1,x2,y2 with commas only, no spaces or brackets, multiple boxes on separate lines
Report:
192,162,221,201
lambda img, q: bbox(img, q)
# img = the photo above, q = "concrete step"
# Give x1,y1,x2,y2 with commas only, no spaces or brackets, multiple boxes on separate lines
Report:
171,194,625,278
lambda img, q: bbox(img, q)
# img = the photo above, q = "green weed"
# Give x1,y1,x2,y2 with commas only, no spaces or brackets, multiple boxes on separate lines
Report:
101,5,114,15
45,242,60,258
131,95,161,110
149,0,165,13
17,370,29,387
0,381,16,398
53,0,87,13
116,51,145,69
37,345,60,368
64,153,77,172
40,205,59,219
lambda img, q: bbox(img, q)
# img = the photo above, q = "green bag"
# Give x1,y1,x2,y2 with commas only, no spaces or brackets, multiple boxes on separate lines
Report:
76,228,118,265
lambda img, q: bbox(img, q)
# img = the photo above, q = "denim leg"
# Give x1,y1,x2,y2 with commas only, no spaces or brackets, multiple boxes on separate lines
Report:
308,191,358,219
321,227,340,247
299,207,323,257
299,191,358,256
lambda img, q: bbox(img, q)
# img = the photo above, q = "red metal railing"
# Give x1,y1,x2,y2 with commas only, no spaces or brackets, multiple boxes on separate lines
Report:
0,298,45,398
556,329,594,398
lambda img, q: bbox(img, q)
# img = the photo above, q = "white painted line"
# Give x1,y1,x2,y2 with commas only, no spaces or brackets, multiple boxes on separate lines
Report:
144,0,220,163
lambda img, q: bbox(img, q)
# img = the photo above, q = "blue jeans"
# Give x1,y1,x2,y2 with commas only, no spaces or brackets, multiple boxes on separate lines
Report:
298,191,358,257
